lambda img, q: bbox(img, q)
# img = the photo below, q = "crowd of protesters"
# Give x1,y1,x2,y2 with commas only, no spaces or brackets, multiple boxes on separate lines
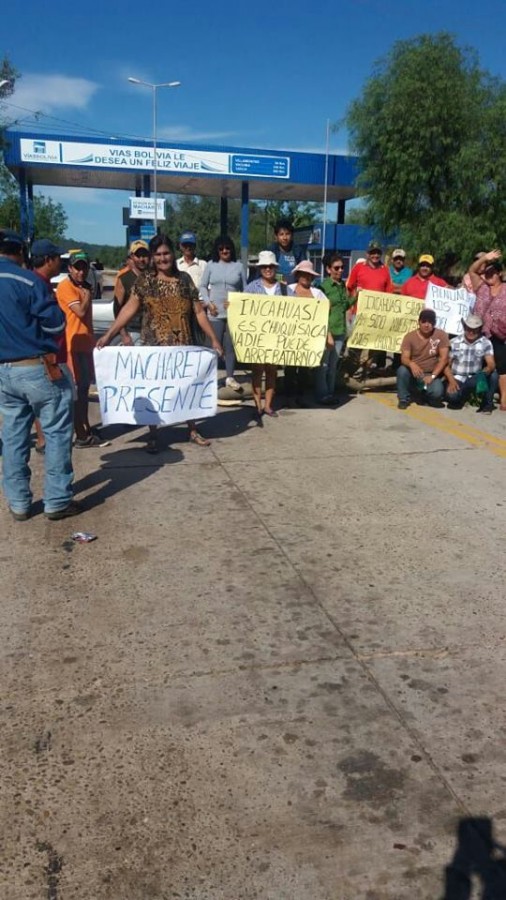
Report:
1,219,505,521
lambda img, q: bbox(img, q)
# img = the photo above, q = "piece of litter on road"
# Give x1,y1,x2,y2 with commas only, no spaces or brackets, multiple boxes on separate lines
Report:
71,532,97,543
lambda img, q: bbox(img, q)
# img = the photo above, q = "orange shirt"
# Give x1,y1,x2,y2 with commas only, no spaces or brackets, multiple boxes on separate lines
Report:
56,278,94,376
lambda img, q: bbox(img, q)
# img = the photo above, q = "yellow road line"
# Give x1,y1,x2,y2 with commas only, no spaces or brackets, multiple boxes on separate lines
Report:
369,392,506,459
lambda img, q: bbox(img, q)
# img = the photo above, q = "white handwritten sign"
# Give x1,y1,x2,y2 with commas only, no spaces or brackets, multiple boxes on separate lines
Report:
93,346,217,426
425,284,475,335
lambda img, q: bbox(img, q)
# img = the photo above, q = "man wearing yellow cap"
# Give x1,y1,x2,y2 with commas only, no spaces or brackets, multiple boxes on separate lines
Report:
402,254,448,300
113,240,150,344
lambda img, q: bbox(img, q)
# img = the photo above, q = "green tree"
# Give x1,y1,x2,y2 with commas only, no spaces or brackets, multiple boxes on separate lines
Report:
345,33,506,268
0,57,67,241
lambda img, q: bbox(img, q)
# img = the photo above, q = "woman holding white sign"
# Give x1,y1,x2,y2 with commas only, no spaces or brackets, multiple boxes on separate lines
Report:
96,235,223,453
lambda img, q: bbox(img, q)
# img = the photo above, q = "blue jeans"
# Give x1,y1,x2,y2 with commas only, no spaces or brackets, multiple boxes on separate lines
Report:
446,371,497,407
209,319,236,379
396,365,444,404
315,335,345,399
0,363,74,514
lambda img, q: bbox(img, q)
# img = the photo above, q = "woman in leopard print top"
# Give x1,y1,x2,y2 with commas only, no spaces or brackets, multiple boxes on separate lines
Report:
97,235,223,452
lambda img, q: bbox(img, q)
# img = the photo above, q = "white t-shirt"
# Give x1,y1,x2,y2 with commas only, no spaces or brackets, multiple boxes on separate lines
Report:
288,285,326,300
176,256,207,290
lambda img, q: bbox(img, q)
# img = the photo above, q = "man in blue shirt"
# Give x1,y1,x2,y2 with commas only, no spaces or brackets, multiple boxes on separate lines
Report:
389,248,413,291
0,230,81,521
269,219,306,284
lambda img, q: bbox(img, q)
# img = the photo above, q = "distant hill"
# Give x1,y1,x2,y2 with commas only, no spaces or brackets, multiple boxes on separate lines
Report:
63,239,127,269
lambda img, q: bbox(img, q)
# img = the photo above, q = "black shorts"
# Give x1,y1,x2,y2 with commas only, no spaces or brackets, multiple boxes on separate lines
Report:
492,337,506,375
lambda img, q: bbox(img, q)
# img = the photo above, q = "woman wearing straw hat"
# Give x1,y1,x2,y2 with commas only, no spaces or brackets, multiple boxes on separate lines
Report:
246,250,285,423
286,260,327,407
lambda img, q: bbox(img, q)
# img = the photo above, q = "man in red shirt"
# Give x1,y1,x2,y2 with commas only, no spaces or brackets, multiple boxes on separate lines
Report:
402,254,448,300
347,241,394,296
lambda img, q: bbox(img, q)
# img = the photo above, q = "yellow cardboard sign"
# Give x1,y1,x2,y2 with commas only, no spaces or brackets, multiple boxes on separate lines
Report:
227,292,330,367
347,290,425,352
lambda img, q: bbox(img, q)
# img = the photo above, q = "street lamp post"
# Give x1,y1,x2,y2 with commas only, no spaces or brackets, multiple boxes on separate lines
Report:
127,77,181,234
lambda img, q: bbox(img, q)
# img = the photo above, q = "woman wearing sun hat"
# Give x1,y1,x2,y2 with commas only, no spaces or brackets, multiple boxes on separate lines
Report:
285,260,328,407
246,250,286,422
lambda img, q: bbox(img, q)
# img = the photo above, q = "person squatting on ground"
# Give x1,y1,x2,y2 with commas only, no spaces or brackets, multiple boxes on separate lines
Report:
0,230,81,521
445,314,496,414
96,234,223,454
246,250,284,424
199,236,244,391
396,308,449,409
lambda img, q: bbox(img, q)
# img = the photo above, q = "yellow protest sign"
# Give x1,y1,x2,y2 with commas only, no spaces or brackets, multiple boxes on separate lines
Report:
347,290,425,352
227,292,330,367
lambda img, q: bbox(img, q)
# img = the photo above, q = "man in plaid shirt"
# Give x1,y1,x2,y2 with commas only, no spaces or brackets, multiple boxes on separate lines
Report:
445,313,496,413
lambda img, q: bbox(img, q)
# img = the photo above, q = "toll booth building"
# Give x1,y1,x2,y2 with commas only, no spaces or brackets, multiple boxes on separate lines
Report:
3,129,379,259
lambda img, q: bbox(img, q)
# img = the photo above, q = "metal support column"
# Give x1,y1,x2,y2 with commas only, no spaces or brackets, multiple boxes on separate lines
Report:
27,181,35,242
240,182,249,275
18,170,29,242
220,196,228,235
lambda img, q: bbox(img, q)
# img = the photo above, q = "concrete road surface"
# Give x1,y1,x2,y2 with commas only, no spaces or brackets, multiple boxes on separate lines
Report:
2,390,506,899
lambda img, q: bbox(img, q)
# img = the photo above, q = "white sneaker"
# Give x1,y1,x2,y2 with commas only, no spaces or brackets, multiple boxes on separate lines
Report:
225,377,243,392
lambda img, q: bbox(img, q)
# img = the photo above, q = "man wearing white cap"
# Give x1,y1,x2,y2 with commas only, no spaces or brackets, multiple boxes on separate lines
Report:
389,249,412,293
445,313,496,413
177,231,207,290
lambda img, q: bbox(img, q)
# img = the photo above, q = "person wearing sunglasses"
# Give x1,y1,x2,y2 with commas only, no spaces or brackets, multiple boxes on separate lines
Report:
317,253,355,403
199,236,245,391
468,249,506,409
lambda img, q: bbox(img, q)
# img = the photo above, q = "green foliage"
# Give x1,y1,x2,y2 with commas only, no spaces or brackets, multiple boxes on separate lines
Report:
158,195,322,257
64,240,126,269
345,33,506,268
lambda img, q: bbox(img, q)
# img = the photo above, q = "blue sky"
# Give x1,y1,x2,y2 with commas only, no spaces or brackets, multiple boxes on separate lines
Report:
3,0,506,244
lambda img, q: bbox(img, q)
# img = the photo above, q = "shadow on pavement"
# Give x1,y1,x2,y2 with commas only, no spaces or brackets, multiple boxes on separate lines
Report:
442,817,506,899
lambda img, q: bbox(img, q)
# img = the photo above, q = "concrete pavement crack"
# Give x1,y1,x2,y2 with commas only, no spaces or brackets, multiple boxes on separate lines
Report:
213,454,475,821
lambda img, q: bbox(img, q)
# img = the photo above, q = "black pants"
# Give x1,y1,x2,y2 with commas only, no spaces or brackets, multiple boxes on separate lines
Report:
284,366,310,398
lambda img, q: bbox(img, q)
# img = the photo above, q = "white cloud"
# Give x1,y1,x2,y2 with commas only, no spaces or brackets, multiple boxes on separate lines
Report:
157,124,239,143
10,74,99,114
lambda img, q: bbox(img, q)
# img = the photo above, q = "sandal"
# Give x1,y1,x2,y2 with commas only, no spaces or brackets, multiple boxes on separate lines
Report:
35,444,46,454
189,431,211,447
264,409,279,418
145,438,159,454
